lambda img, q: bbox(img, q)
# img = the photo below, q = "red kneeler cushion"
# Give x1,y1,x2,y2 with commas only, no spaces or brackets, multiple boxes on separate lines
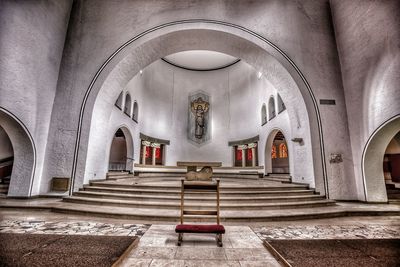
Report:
175,224,225,234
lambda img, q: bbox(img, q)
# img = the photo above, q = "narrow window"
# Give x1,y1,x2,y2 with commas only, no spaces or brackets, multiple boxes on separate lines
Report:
261,104,267,125
268,96,276,120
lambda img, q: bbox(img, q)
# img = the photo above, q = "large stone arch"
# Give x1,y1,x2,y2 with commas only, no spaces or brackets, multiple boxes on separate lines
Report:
362,115,400,202
0,108,36,197
72,20,327,196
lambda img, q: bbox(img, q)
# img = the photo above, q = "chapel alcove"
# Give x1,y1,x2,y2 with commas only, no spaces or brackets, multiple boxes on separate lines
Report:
108,128,133,171
271,131,289,174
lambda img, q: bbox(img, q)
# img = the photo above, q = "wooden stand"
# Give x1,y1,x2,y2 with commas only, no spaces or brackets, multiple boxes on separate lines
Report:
175,179,225,247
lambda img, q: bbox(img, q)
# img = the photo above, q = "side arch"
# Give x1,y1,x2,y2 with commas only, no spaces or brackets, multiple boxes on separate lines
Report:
0,108,36,197
265,128,289,175
107,126,134,173
362,115,400,202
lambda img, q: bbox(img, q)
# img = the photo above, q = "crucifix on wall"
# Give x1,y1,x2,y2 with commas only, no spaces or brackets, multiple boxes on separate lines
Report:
188,92,211,145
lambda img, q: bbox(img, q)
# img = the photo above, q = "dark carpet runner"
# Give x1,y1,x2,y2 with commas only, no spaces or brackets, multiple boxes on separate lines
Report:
0,233,137,267
265,239,400,267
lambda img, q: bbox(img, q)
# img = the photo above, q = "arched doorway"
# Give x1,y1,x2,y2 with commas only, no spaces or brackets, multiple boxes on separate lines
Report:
271,131,289,174
0,125,13,196
265,129,289,175
383,131,400,201
108,127,134,172
0,108,35,197
363,116,400,202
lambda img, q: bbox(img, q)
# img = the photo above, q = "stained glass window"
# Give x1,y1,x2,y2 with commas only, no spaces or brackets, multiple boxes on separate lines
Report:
271,145,277,159
247,149,252,160
279,143,288,158
236,149,242,161
145,146,151,158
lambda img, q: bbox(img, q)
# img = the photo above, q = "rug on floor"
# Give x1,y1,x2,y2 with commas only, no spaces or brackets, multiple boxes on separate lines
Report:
0,233,137,267
265,239,400,267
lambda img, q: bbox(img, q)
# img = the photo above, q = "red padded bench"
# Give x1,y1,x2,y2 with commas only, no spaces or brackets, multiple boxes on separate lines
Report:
175,224,225,247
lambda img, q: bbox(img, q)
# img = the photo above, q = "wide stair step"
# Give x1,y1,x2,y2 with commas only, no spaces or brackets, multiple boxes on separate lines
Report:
59,175,338,221
89,180,309,191
51,203,351,222
386,184,400,200
263,174,292,183
137,173,260,179
106,172,133,180
83,186,316,197
73,190,326,203
63,196,335,210
0,183,9,194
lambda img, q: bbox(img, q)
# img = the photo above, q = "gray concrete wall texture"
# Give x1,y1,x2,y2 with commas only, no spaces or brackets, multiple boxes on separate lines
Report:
330,0,400,201
0,0,73,195
1,0,398,201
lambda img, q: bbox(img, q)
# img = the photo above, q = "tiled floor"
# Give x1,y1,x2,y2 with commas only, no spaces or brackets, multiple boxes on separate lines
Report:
0,219,150,237
252,215,400,240
254,224,400,240
120,225,282,267
0,209,399,267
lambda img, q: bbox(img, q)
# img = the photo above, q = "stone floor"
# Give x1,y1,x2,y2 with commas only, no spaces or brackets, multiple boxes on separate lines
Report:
0,219,150,237
120,225,282,267
0,210,399,266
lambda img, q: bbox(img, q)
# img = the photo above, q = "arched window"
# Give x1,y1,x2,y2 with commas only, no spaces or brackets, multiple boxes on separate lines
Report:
261,104,267,125
271,145,277,159
115,92,123,110
279,143,288,158
124,93,132,117
277,94,286,114
268,96,276,120
132,101,139,122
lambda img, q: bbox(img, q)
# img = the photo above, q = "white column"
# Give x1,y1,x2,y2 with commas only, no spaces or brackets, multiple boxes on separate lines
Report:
152,147,156,166
241,148,246,167
142,145,147,165
251,147,256,167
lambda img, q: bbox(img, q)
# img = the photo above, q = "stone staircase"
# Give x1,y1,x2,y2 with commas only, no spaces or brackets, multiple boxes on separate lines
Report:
106,171,262,180
58,172,336,221
0,176,10,195
263,173,292,183
386,183,400,203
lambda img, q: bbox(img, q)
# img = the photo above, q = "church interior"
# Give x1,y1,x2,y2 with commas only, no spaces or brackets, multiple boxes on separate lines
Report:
0,0,399,266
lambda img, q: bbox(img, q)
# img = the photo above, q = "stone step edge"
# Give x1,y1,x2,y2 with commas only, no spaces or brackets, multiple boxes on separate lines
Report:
83,186,315,195
88,183,309,191
63,196,335,209
41,206,400,222
137,174,261,178
1,203,399,221
74,191,323,201
263,178,292,182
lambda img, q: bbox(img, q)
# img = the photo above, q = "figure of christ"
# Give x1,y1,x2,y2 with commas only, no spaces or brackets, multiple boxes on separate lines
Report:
191,97,209,139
